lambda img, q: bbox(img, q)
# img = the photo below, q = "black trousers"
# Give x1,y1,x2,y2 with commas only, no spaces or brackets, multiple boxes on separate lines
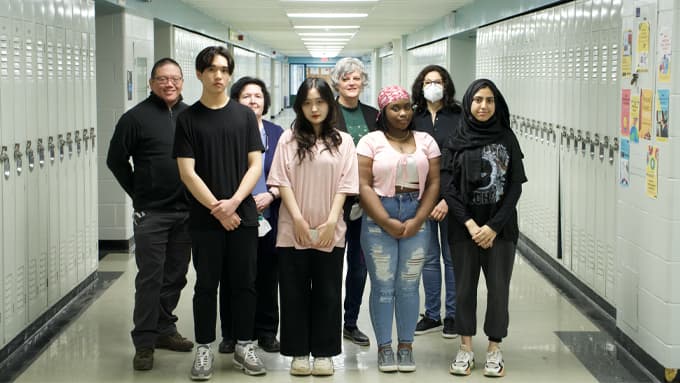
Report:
343,216,367,329
449,238,515,340
131,210,191,349
278,247,343,357
191,226,258,344
220,229,279,340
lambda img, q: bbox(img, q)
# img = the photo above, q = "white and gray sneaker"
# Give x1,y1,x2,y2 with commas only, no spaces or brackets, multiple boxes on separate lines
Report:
484,348,505,377
234,342,267,376
290,355,312,376
449,346,475,376
312,357,334,376
190,344,214,381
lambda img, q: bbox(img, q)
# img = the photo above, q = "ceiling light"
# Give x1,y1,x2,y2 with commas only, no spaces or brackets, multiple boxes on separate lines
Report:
282,0,377,2
294,25,360,29
287,13,368,18
301,37,350,42
298,32,355,37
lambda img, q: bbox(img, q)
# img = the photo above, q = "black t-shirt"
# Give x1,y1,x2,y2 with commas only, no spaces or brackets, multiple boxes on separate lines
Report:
173,99,264,230
443,130,527,244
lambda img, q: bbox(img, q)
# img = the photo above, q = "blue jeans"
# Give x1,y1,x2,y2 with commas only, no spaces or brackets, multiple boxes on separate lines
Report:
422,217,456,320
361,192,430,346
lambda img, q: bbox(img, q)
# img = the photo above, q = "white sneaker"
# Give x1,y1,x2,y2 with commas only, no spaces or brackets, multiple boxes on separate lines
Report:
290,355,312,376
312,357,334,376
484,349,505,377
190,345,214,381
449,346,475,376
234,342,266,376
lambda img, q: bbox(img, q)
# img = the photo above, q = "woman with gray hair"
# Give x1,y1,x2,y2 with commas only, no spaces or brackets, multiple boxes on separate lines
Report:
330,57,378,347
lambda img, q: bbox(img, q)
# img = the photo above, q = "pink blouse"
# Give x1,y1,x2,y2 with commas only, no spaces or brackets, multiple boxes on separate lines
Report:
267,129,359,252
356,130,440,199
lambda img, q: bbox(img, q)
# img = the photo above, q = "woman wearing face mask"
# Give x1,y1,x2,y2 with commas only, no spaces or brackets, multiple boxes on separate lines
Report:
442,79,526,377
411,65,462,339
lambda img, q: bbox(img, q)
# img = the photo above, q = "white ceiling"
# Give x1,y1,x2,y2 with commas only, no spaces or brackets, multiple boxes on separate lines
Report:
179,0,475,58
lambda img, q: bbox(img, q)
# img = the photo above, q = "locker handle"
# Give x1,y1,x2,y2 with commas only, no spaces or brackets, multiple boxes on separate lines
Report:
593,133,601,161
48,137,56,162
601,136,609,163
82,129,89,152
0,146,9,178
66,132,73,156
26,140,35,170
582,132,590,157
14,143,22,175
57,134,65,160
609,137,619,165
75,131,81,155
37,138,45,166
575,130,582,154
90,127,96,149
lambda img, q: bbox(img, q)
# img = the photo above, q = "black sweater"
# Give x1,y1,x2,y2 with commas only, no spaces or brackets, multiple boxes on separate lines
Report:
107,93,189,211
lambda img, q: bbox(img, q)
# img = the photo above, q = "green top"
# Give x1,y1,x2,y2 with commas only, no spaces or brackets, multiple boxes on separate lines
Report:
340,104,369,145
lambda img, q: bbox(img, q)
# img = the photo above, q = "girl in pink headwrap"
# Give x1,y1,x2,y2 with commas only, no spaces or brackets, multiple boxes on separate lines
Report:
356,85,441,373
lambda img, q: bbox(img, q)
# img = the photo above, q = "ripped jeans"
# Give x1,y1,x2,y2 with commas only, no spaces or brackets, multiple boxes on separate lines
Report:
361,192,430,346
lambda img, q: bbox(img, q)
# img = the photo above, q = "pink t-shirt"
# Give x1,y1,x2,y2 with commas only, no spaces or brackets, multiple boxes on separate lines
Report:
356,130,440,199
267,129,359,252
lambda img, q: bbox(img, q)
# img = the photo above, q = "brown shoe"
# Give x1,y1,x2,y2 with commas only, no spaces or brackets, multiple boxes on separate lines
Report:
133,348,154,371
156,331,194,352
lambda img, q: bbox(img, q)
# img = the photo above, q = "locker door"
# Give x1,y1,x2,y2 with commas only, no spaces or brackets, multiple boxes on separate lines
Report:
34,19,48,318
72,26,85,282
62,27,77,291
46,24,60,305
87,8,98,274
0,11,9,348
560,2,575,269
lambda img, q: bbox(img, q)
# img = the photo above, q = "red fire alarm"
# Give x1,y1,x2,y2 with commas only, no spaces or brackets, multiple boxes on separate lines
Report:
238,34,244,41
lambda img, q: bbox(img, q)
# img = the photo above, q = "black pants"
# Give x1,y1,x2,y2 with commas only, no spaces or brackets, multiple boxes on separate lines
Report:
449,239,515,340
191,227,258,344
343,216,367,329
220,229,279,340
278,247,343,357
131,210,191,349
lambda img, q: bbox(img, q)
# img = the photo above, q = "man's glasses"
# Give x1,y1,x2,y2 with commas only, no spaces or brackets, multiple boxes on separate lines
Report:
153,76,183,84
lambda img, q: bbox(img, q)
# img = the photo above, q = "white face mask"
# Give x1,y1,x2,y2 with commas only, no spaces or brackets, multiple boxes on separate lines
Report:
423,83,444,103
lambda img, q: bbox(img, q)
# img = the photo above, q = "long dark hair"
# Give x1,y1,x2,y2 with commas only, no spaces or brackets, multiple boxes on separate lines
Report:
292,77,341,163
411,64,461,113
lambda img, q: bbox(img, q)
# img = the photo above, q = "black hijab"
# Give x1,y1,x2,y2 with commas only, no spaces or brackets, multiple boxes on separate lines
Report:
449,78,510,152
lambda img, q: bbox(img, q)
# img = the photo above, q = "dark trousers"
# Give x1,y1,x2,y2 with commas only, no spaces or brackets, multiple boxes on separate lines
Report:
449,238,515,340
131,210,191,349
191,226,258,344
278,247,344,357
220,229,279,340
343,217,367,328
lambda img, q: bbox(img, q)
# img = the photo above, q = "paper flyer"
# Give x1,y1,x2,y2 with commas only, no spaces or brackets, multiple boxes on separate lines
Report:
623,29,633,78
621,89,631,137
658,26,672,83
630,94,640,143
646,145,658,199
656,89,669,142
620,138,630,187
637,20,650,72
639,89,653,141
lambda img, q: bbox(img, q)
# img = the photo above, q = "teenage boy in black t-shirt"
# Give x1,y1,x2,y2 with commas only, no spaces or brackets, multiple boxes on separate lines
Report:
173,46,266,380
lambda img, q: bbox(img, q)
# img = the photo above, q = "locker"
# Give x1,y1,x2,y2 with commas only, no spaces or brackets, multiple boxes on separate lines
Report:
87,4,98,275
45,24,60,306
61,27,77,292
0,11,8,348
72,26,85,282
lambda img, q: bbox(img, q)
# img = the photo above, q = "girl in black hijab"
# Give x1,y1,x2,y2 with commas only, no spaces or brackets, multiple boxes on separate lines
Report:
442,79,527,378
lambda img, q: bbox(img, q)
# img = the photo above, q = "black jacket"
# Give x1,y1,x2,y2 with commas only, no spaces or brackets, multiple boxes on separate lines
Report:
107,92,189,211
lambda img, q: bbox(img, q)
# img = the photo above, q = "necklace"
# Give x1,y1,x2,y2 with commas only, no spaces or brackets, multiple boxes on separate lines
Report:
384,130,412,142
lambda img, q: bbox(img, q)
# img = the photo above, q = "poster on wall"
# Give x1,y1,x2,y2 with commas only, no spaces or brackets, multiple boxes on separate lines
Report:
636,20,650,72
645,145,658,199
621,89,631,137
656,89,669,142
630,94,640,143
620,138,630,187
658,26,672,83
639,89,653,140
623,29,633,78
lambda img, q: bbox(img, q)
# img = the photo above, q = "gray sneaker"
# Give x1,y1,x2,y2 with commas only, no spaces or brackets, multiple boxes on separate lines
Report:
190,345,214,381
377,346,397,372
234,342,267,376
397,348,416,372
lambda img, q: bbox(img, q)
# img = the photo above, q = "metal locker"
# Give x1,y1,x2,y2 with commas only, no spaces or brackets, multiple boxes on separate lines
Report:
87,6,98,275
0,5,9,348
560,2,575,270
72,24,85,282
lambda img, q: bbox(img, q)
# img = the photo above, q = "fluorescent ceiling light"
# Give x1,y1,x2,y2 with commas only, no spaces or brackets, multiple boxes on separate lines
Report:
294,25,359,29
301,37,350,42
287,13,368,18
298,32,355,37
282,0,377,2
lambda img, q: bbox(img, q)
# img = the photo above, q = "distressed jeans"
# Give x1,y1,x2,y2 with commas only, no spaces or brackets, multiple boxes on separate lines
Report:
361,192,430,346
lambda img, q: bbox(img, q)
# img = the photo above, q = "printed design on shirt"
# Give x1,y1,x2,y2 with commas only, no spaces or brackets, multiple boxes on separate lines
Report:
471,143,508,205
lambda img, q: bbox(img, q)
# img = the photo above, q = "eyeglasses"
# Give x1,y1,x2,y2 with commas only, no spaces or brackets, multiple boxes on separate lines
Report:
153,76,183,84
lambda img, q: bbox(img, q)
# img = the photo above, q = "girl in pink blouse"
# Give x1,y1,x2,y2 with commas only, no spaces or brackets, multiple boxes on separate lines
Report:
357,85,441,372
267,78,359,376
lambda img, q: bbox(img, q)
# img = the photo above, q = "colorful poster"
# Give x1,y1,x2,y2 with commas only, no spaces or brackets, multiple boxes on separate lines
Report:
637,21,650,72
621,89,631,137
658,26,672,83
620,138,630,187
656,89,669,142
623,29,633,78
646,145,658,199
639,89,653,141
630,94,640,143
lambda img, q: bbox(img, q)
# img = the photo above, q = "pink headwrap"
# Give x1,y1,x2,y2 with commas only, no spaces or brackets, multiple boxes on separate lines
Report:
377,85,410,119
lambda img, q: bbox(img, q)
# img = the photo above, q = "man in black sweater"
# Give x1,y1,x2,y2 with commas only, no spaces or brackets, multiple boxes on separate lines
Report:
107,58,194,371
